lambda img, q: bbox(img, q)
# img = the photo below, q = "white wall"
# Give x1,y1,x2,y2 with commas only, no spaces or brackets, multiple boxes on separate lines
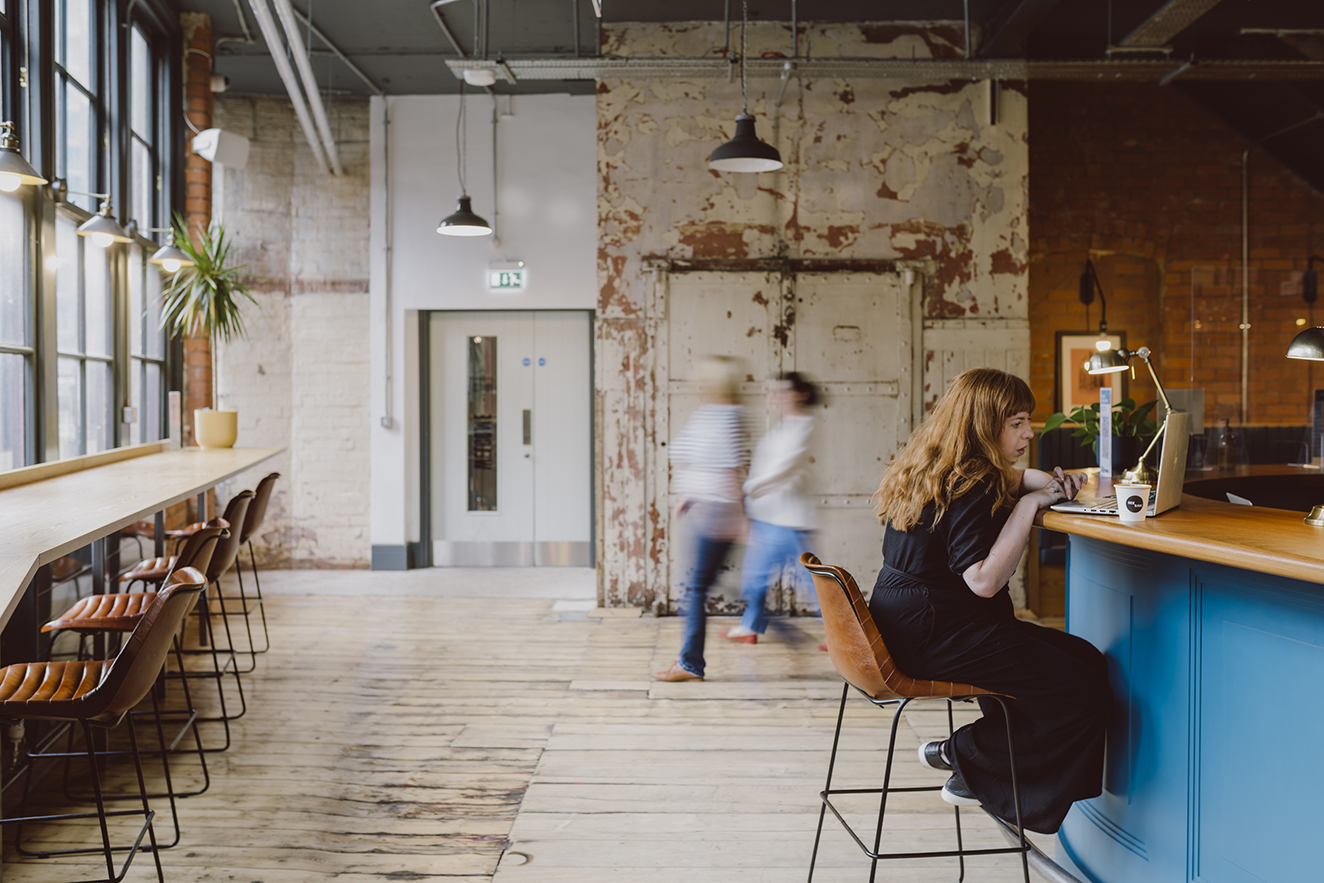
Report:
370,93,598,557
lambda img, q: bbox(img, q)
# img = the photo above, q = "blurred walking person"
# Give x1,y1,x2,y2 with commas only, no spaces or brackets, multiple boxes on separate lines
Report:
724,372,819,644
654,356,749,682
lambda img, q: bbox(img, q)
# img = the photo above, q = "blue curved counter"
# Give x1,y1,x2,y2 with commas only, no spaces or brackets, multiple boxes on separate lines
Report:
1041,489,1324,883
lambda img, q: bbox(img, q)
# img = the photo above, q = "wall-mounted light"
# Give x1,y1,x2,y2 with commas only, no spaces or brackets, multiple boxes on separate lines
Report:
0,121,48,192
708,0,783,174
141,226,195,274
437,81,492,237
54,182,133,248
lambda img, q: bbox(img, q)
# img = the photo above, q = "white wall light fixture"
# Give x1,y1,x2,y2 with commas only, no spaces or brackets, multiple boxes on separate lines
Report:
0,121,47,191
708,0,783,173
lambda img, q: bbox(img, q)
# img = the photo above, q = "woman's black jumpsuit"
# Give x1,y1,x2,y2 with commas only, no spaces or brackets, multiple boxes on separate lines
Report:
868,477,1112,835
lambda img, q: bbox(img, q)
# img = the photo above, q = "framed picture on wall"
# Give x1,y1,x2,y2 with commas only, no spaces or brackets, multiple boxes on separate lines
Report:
1055,331,1127,414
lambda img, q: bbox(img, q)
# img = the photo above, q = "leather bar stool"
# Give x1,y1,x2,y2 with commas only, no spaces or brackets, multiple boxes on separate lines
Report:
118,518,229,592
40,526,228,841
799,553,1032,883
165,473,279,659
1,568,208,883
235,472,279,656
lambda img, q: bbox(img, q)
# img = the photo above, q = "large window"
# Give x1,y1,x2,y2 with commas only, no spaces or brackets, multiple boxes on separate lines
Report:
0,0,179,472
54,213,113,458
0,189,31,470
55,0,100,214
127,243,165,445
128,24,158,230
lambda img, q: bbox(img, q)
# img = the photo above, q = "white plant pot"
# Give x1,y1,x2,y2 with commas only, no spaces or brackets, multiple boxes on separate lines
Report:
195,409,238,449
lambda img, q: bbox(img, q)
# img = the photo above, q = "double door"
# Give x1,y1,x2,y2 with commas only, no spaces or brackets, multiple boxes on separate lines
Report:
429,311,592,566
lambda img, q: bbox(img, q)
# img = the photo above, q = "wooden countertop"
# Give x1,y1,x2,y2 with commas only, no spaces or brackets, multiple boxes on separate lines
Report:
0,445,284,624
1039,468,1324,585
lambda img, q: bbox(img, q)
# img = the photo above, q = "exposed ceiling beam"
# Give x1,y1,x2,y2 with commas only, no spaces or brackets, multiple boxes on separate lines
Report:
977,0,1063,58
1120,0,1223,48
446,56,1324,82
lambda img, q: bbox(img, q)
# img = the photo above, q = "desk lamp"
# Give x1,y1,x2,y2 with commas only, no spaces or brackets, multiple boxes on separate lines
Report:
1086,345,1178,484
1285,324,1324,524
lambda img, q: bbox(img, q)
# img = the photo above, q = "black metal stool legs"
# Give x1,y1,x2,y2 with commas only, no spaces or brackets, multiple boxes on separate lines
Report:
808,684,1032,883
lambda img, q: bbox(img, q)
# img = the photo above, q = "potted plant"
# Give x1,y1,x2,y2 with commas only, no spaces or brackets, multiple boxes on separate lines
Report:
159,213,256,449
1043,398,1159,473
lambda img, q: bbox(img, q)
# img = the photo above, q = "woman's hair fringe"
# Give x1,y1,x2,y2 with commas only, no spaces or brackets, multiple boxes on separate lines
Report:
873,367,1036,531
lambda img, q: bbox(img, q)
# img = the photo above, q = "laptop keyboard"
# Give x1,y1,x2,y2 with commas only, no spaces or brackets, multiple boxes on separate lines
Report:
1079,490,1157,514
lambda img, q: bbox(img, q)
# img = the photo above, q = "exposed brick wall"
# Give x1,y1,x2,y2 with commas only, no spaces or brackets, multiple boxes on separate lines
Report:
211,94,371,568
180,13,213,446
1028,81,1324,425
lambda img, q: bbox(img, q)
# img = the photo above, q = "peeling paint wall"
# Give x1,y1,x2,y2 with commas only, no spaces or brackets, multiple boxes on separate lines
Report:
597,22,1030,609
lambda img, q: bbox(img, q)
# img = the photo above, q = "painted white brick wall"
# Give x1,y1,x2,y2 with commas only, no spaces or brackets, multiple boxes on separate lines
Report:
211,94,371,568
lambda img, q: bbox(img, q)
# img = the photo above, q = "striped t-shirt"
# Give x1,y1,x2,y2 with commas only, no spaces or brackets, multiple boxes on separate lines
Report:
669,404,750,503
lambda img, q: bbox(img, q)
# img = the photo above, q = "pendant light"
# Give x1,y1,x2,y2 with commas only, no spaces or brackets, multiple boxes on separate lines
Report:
76,197,132,248
708,0,783,174
437,81,492,237
0,121,47,191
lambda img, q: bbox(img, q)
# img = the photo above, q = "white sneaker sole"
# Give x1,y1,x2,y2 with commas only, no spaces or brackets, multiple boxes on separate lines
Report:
941,783,981,807
918,741,951,772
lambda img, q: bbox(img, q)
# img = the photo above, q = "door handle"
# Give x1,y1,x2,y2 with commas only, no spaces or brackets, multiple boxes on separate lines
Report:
523,409,532,445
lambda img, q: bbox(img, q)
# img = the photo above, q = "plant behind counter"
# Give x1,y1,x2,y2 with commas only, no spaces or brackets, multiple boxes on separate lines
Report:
1043,398,1159,470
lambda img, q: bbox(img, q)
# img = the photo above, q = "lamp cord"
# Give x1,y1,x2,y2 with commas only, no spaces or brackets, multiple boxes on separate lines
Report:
456,80,467,196
740,0,748,114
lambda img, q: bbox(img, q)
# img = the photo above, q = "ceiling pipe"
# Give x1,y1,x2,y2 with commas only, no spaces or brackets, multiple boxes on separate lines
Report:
292,7,384,97
272,0,342,175
245,0,330,174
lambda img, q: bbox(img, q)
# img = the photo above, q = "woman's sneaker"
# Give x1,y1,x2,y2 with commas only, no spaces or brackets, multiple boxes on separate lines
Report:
918,740,952,772
941,775,981,807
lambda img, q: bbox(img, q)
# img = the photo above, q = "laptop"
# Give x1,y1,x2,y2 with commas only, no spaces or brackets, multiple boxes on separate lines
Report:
1050,411,1193,517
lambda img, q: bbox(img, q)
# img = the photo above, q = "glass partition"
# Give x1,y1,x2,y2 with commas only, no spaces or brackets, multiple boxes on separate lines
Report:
467,335,497,511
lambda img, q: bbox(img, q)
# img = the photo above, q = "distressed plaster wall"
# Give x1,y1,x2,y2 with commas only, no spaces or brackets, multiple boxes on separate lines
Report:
597,22,1030,609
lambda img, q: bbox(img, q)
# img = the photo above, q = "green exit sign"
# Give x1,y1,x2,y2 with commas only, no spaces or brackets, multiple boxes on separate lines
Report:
487,262,527,292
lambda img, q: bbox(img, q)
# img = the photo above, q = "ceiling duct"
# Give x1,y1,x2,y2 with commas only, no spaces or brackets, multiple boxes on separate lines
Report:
445,56,1324,83
245,0,331,174
272,0,345,174
1119,0,1224,48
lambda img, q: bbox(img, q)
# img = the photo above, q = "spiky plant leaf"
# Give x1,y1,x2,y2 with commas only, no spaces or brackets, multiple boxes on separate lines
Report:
158,213,257,343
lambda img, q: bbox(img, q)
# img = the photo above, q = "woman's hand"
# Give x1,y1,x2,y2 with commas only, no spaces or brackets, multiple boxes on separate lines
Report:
1052,467,1085,500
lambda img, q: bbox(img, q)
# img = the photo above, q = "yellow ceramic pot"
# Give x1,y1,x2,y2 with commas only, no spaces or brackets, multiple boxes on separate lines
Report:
194,409,238,448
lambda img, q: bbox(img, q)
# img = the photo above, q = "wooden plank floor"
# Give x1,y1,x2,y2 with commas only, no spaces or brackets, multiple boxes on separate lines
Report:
2,572,1053,882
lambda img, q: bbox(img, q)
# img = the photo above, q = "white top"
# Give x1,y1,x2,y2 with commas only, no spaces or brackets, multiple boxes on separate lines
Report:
669,404,749,504
743,414,816,530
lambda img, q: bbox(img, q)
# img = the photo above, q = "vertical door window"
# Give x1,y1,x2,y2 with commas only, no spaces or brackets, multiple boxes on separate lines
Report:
126,244,165,445
55,212,114,458
56,0,99,213
0,188,31,471
128,25,157,230
467,335,498,511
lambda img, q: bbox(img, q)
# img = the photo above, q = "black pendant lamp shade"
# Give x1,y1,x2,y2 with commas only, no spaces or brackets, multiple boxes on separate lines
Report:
437,195,492,237
0,121,47,191
708,113,783,173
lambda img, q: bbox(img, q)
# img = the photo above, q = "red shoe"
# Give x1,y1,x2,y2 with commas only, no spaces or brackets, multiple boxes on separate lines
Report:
817,643,829,652
720,627,757,644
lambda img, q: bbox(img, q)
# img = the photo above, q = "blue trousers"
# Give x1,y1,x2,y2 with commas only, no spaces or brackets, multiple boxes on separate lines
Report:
738,520,812,634
678,533,734,677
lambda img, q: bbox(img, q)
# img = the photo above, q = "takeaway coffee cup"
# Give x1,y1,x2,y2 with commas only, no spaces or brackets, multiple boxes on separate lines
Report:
1116,482,1151,523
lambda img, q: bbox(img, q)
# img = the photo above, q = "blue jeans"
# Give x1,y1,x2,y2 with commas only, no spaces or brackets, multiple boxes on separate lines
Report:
738,520,812,634
678,533,734,677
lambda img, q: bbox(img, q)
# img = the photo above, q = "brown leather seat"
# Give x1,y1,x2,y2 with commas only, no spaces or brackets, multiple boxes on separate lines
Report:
802,553,1004,701
119,519,228,587
799,552,1030,883
1,568,207,883
43,593,160,634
